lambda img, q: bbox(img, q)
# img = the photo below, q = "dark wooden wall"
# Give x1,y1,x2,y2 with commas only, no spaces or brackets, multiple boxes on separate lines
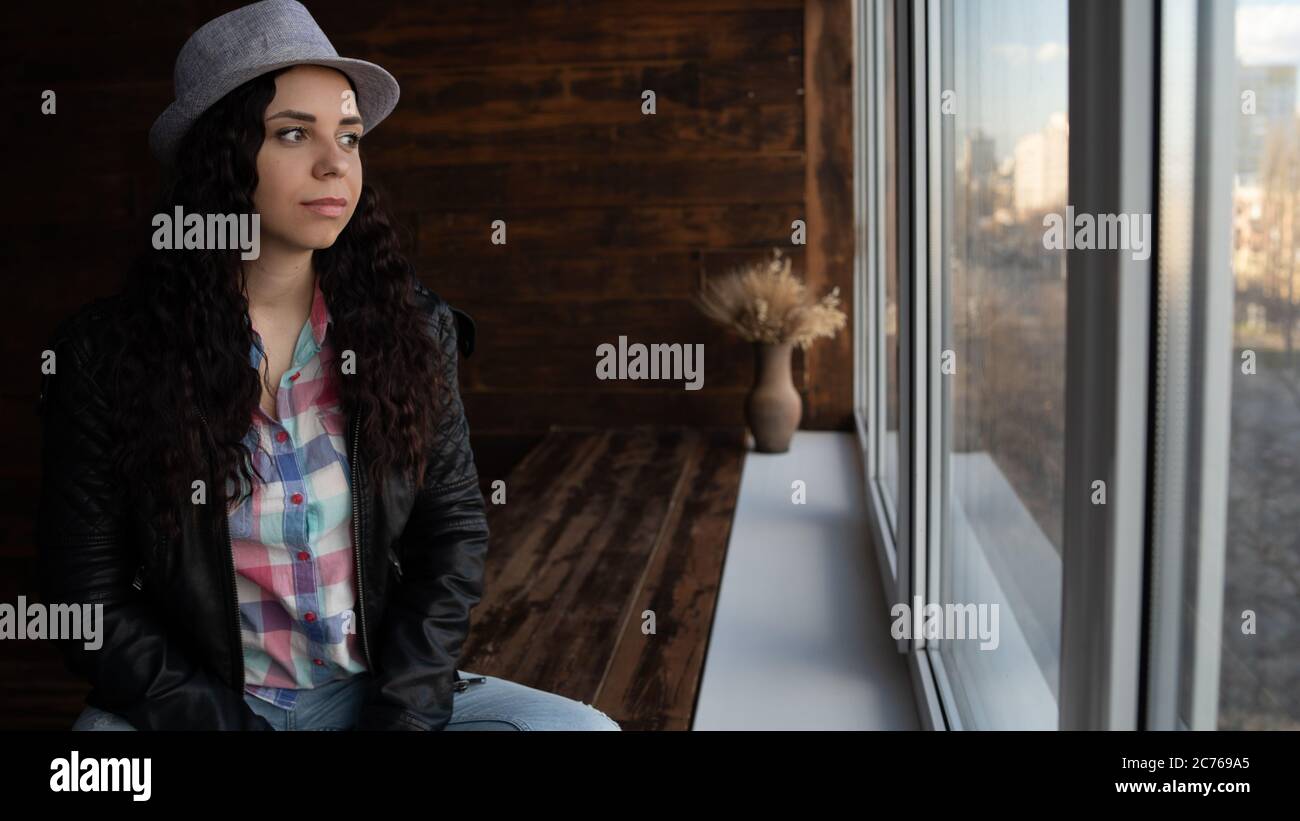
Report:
2,0,853,553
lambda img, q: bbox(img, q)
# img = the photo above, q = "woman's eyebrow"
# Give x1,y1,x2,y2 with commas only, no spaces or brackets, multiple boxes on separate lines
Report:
266,109,365,127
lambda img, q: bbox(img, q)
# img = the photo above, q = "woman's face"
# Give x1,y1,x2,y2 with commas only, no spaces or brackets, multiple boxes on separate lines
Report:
252,65,365,253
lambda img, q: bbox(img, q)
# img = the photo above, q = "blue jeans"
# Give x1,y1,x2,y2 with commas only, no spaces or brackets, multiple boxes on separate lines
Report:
70,670,621,731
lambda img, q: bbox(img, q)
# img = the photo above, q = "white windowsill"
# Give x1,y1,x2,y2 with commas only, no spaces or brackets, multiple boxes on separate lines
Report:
691,431,919,730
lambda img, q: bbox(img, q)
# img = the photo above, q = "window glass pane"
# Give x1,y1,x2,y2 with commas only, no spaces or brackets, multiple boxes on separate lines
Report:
1222,0,1300,730
936,0,1068,729
883,0,901,525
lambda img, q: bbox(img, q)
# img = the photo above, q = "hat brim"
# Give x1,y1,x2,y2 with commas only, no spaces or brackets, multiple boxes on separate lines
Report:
149,56,399,164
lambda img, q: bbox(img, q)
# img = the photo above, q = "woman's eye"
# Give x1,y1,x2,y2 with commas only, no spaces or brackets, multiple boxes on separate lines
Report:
274,126,361,148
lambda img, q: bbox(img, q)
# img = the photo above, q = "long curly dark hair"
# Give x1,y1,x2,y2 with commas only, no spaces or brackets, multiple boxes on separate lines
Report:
103,67,444,544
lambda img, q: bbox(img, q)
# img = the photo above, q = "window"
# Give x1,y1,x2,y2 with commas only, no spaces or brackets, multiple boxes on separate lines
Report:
1221,0,1300,730
933,0,1069,730
856,0,907,591
882,0,902,530
855,0,1292,731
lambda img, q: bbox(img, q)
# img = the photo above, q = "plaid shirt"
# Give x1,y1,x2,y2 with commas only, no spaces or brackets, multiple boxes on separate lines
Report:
227,274,369,710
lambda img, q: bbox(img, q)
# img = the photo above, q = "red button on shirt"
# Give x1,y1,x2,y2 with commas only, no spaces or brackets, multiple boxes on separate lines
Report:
297,550,310,561
304,612,316,622
291,492,304,505
290,372,301,382
312,658,324,666
276,430,288,443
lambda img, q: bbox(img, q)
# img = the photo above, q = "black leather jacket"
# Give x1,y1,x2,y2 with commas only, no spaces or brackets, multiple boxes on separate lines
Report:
34,281,489,731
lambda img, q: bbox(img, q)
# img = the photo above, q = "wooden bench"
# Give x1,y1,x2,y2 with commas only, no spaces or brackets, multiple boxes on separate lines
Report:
460,426,745,731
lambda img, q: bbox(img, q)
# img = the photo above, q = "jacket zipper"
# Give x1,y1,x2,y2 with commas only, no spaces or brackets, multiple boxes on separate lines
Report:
219,495,243,691
352,410,374,670
196,406,246,693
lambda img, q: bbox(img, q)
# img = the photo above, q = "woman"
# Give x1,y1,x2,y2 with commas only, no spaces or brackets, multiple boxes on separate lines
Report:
36,0,619,732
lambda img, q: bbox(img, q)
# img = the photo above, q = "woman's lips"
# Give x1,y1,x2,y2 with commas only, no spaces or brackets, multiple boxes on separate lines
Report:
301,197,347,218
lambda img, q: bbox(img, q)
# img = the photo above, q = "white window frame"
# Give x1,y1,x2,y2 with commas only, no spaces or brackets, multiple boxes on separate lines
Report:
854,0,948,729
1057,0,1156,731
1143,0,1236,731
853,0,1237,731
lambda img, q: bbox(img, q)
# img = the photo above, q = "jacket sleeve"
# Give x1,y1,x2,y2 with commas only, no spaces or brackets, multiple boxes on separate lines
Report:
35,317,274,731
355,300,490,731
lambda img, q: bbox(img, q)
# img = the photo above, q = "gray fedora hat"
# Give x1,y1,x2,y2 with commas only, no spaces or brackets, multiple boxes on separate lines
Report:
149,0,400,164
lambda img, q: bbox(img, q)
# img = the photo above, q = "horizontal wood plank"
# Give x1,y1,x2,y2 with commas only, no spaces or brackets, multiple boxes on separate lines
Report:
461,426,744,729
